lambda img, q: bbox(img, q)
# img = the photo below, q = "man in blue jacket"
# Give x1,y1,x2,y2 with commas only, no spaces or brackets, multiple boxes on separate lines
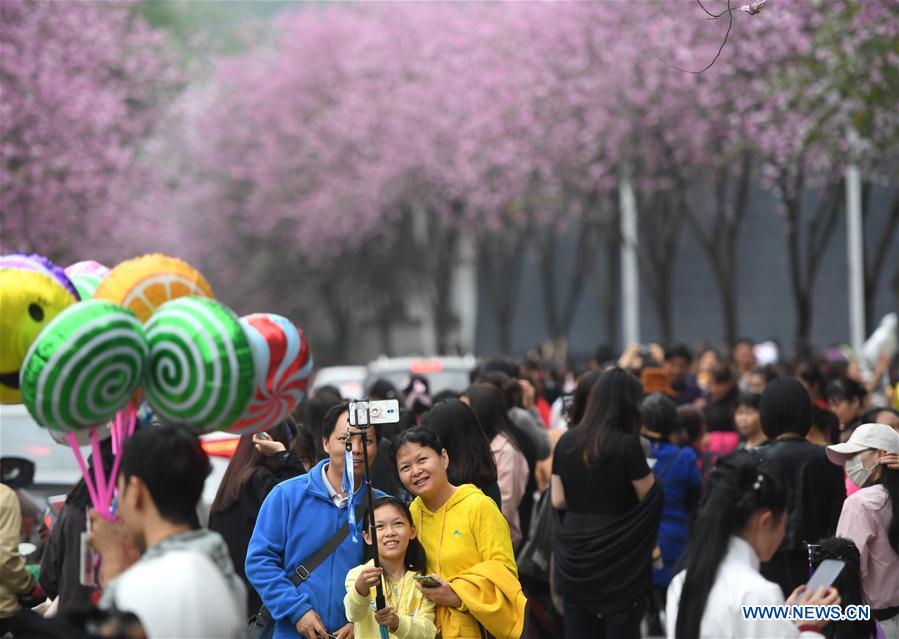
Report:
247,403,383,639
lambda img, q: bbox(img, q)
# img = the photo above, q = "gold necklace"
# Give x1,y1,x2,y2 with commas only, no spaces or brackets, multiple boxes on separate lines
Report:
383,570,407,612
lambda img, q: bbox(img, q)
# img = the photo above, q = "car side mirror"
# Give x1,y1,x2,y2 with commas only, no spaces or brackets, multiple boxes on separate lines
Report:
0,457,35,489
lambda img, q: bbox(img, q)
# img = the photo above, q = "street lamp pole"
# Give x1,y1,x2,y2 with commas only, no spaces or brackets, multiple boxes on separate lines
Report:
620,169,640,347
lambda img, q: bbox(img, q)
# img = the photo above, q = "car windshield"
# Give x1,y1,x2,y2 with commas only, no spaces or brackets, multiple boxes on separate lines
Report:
0,407,86,485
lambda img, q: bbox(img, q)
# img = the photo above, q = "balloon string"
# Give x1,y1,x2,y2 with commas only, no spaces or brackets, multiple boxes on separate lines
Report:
67,433,100,511
103,406,136,512
90,427,109,519
111,412,120,456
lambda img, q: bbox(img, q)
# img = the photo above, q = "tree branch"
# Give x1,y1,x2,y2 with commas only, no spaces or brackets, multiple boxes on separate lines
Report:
660,0,734,74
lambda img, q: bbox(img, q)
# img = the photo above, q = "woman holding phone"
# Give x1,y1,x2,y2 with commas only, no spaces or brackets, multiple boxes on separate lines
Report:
209,419,305,616
666,452,840,638
391,428,526,639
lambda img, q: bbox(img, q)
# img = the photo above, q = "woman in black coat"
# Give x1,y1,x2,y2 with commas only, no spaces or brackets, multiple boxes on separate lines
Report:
208,419,304,617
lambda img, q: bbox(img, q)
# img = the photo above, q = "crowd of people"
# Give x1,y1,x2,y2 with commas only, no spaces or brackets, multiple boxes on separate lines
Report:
2,339,899,639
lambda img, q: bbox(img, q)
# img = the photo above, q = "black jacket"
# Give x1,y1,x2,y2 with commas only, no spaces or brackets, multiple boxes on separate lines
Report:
39,504,96,615
752,436,846,552
208,450,305,616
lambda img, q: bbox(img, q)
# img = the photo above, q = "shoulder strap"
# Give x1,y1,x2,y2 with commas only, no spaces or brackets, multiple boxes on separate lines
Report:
289,499,368,586
655,448,680,482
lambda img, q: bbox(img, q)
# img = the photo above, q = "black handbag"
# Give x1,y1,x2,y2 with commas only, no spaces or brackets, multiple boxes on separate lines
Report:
248,500,367,639
517,487,555,582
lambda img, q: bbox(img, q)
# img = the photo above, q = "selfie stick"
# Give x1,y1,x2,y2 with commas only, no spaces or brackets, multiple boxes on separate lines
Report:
347,403,387,612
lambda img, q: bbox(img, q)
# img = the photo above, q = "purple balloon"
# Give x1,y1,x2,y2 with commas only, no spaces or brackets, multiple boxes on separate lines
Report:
0,253,80,301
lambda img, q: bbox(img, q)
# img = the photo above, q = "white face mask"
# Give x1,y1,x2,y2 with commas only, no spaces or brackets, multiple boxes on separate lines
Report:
845,453,876,487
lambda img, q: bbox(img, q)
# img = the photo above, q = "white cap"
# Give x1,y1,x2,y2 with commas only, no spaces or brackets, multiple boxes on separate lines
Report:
826,423,899,465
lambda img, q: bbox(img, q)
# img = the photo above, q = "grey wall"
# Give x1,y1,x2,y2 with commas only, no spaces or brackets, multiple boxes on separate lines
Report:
475,184,899,358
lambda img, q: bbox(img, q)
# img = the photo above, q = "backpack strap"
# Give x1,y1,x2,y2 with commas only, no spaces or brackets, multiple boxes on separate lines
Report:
289,499,368,586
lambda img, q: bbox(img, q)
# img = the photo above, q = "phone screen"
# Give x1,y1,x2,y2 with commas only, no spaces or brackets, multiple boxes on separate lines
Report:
79,531,98,587
805,559,845,594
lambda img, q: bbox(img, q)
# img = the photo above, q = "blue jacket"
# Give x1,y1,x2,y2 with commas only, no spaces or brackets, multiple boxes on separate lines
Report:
246,458,384,638
649,441,701,587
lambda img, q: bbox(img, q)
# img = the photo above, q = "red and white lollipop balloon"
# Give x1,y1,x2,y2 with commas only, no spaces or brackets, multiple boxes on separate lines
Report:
228,313,313,435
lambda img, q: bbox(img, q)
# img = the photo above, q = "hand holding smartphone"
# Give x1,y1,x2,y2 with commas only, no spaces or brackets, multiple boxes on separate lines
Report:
414,574,441,588
803,559,845,595
79,507,99,587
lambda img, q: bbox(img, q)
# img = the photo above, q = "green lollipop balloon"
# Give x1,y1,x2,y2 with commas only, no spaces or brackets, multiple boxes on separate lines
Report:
145,297,254,433
21,300,148,433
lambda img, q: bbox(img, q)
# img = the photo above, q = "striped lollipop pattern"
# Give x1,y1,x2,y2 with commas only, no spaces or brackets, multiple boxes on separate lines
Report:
65,261,110,299
228,314,314,435
145,297,254,433
20,301,148,433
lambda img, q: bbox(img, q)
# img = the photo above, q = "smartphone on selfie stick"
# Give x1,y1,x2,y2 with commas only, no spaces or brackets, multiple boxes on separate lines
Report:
347,399,401,612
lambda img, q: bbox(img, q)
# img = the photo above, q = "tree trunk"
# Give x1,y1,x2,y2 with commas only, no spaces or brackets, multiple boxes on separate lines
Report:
780,173,844,343
637,190,682,347
320,282,352,362
535,216,596,363
479,231,527,355
675,153,752,346
593,207,622,351
536,231,562,345
377,310,393,356
431,226,458,355
863,191,899,332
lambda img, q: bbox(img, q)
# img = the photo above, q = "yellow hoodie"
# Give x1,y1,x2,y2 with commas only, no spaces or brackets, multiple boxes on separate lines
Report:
344,561,436,639
410,484,526,639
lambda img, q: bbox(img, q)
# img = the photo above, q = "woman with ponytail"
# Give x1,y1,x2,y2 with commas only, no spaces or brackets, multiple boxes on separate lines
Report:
809,538,880,639
666,452,840,638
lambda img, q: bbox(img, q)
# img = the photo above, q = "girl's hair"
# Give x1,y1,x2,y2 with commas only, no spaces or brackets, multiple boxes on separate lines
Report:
795,360,825,397
291,423,317,467
389,427,446,463
861,406,899,423
475,370,524,410
810,537,875,639
570,370,602,427
363,496,428,575
825,377,867,405
760,377,813,439
675,452,787,639
210,419,295,513
882,465,899,555
736,392,762,411
461,384,518,445
570,368,643,464
297,390,342,460
641,392,679,438
420,400,497,488
677,405,706,445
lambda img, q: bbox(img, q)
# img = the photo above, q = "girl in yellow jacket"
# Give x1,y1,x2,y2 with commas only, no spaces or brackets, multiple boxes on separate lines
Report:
391,428,526,639
345,496,436,639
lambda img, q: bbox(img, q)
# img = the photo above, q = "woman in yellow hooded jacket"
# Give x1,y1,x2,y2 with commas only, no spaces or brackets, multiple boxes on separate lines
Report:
391,428,526,639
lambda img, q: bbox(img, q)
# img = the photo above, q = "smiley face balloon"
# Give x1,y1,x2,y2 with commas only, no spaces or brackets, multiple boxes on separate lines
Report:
0,268,78,403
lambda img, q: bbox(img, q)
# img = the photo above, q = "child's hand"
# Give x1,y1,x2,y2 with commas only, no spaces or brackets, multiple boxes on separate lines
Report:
354,566,382,596
375,606,400,632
